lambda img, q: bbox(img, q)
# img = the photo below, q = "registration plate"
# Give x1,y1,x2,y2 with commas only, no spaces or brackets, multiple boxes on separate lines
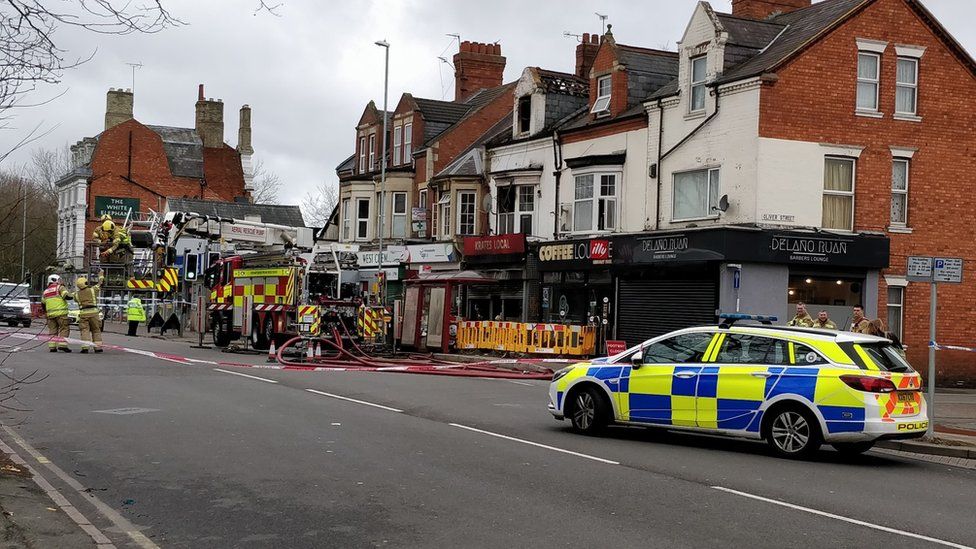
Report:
897,392,917,403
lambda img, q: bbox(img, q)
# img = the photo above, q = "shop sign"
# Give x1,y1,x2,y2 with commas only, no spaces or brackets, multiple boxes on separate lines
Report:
538,239,611,269
405,243,456,264
769,235,850,263
94,196,140,219
412,207,427,221
621,233,721,264
463,234,526,256
357,246,408,267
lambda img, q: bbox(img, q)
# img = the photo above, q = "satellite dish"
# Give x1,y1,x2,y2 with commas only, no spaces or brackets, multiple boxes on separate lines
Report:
716,194,730,212
482,194,494,214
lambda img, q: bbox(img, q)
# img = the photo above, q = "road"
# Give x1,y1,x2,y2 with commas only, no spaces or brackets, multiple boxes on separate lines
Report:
0,328,974,548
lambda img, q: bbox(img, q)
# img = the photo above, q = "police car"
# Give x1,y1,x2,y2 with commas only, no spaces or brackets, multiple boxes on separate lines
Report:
549,314,927,458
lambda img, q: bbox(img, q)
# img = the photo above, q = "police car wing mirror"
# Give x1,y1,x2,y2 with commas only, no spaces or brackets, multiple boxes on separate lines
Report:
630,352,643,369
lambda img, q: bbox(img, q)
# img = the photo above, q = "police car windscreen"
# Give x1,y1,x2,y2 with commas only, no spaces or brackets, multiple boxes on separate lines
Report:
858,343,912,373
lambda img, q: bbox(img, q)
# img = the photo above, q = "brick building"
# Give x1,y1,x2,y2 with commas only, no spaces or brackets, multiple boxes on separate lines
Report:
56,85,254,268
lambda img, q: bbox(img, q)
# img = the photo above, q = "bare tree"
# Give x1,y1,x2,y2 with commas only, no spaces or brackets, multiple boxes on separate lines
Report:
301,180,339,227
250,158,281,204
0,1,184,164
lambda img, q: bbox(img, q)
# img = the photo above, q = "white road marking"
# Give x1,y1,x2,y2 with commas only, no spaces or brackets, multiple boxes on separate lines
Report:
448,423,620,465
213,368,278,383
0,425,158,548
508,380,534,386
305,389,403,413
711,486,973,549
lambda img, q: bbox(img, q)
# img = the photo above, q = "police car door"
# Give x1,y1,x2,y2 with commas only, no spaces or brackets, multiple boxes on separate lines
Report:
621,332,715,427
698,333,790,431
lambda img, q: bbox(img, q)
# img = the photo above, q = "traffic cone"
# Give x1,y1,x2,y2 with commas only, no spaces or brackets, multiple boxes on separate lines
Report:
267,340,277,363
314,341,322,358
306,340,314,359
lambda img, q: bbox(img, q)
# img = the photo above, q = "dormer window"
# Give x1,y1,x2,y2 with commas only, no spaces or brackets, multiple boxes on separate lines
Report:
517,96,532,134
368,133,376,171
690,56,707,113
358,136,366,173
591,75,611,115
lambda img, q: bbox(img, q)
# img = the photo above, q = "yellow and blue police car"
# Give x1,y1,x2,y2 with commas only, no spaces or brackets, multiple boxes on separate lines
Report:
549,314,927,458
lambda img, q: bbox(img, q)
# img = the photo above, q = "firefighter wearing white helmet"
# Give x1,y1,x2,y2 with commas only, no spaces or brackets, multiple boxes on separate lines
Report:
72,272,104,353
41,274,72,352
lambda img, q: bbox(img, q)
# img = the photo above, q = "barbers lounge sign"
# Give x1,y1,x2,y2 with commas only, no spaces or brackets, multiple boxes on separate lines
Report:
538,239,611,270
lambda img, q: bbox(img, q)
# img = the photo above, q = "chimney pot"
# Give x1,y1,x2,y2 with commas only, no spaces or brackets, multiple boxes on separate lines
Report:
198,84,204,101
582,32,590,43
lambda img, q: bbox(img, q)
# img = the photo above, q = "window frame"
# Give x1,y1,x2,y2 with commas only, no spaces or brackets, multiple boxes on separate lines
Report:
572,170,620,233
690,55,708,113
355,197,370,241
856,51,881,112
671,167,720,222
390,192,408,238
457,190,477,236
895,57,918,116
403,123,413,163
341,198,351,241
890,158,909,226
368,133,376,171
437,192,451,238
591,75,612,115
517,96,532,134
886,286,905,341
393,125,402,166
358,136,366,173
822,156,856,232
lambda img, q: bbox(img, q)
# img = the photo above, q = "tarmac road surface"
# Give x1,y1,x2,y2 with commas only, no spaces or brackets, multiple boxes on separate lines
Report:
0,328,973,548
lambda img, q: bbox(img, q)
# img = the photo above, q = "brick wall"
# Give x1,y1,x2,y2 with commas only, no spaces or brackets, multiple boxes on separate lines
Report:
758,0,976,383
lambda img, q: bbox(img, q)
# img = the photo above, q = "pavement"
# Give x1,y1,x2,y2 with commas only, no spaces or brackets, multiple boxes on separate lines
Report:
0,327,974,547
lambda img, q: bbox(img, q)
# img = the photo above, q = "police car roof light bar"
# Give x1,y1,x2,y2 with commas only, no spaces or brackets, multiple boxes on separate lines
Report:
718,313,778,328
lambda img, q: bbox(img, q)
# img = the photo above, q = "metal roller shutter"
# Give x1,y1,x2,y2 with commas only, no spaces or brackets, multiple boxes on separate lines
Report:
616,278,716,345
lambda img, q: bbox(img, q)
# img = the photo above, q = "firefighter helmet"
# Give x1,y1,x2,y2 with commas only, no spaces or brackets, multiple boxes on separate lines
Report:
47,274,61,284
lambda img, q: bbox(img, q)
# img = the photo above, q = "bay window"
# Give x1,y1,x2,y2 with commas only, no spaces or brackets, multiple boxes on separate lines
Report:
437,193,451,238
673,168,719,221
573,173,618,232
341,198,351,241
822,157,855,231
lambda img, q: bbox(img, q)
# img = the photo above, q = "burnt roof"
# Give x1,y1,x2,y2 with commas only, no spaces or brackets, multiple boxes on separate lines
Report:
166,197,306,228
535,68,589,97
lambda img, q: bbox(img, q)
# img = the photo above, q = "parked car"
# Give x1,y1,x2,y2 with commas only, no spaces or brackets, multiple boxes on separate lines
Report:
549,314,927,459
66,301,105,329
0,282,32,328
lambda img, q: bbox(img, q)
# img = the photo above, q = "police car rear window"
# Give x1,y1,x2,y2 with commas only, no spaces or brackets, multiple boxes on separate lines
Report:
840,342,912,372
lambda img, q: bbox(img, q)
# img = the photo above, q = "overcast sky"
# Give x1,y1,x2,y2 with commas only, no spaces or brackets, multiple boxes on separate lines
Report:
2,0,973,205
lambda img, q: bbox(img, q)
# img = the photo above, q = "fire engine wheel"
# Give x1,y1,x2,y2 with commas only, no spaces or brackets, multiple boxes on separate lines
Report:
212,315,231,347
251,315,270,350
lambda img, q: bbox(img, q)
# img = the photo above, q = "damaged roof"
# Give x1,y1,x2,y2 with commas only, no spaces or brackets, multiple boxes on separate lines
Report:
166,197,306,228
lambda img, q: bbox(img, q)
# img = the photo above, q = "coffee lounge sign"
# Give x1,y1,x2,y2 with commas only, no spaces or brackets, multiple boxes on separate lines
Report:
538,239,611,270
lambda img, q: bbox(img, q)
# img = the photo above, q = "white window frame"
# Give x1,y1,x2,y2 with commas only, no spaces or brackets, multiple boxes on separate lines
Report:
516,185,535,235
403,123,413,163
517,96,532,134
891,158,909,226
457,191,476,236
895,57,918,116
437,192,451,238
391,192,407,238
672,167,720,222
355,197,370,241
591,75,611,115
856,52,880,113
368,133,376,171
822,156,856,232
419,189,428,209
886,286,904,341
690,56,707,113
341,198,351,241
358,136,366,173
572,170,620,233
393,125,402,166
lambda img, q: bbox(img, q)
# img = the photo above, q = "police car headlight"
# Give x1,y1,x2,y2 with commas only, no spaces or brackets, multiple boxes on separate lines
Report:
552,367,572,382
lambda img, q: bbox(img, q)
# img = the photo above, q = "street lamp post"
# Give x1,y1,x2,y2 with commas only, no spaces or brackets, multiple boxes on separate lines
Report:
375,39,390,306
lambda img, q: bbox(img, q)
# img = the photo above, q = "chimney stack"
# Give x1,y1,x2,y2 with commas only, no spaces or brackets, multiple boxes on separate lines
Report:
237,105,253,155
195,84,225,148
575,33,601,79
104,88,134,130
731,0,811,20
453,41,506,103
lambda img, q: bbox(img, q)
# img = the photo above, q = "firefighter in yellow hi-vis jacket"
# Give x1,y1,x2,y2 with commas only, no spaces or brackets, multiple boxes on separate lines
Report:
73,272,104,353
41,274,72,352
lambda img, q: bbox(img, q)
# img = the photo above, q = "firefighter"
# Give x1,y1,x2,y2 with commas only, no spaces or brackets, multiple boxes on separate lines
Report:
73,273,104,353
41,274,72,352
787,302,814,327
101,226,134,262
92,216,116,244
126,294,146,336
813,310,837,330
850,305,870,333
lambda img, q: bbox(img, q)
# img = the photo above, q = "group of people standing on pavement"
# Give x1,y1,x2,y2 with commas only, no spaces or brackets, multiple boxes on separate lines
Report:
39,272,147,353
787,302,902,346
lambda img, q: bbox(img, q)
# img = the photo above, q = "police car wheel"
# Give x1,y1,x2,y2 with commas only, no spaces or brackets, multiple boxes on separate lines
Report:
831,442,875,455
765,406,822,458
568,386,608,435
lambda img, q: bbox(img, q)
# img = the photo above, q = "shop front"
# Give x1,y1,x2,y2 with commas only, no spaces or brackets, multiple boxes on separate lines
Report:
611,227,890,346
356,246,408,305
461,234,535,322
536,238,615,330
